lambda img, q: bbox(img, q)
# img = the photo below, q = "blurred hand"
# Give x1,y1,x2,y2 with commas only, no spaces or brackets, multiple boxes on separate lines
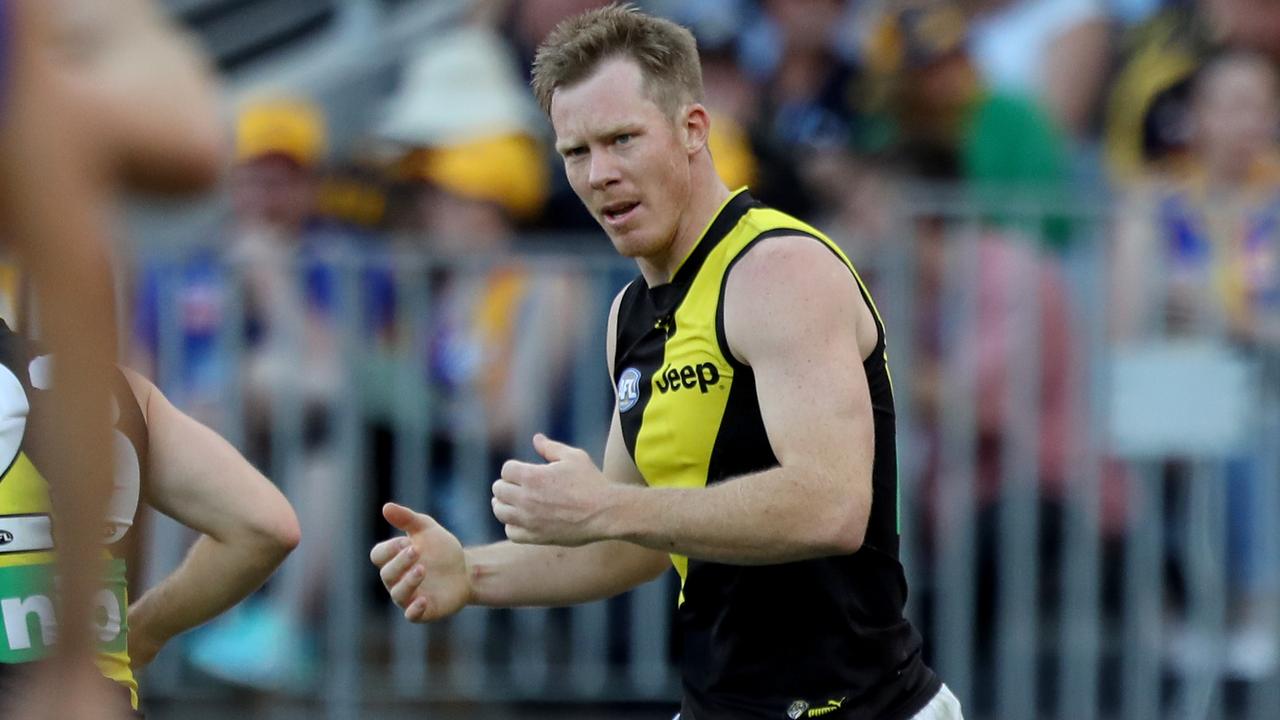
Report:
491,434,618,547
125,609,168,672
370,504,472,623
2,660,133,720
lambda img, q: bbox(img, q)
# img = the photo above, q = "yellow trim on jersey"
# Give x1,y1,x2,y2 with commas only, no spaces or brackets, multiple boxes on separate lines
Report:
667,187,751,281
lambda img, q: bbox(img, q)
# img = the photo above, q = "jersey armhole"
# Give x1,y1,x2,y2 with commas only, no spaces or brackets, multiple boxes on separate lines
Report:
611,277,646,380
713,229,884,371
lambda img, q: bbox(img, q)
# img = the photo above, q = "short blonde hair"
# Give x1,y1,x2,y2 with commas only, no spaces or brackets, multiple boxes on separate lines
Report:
531,3,703,118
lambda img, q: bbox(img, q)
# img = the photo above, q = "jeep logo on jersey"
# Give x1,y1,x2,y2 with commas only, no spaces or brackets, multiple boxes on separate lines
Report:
617,367,642,413
655,362,720,394
0,532,11,546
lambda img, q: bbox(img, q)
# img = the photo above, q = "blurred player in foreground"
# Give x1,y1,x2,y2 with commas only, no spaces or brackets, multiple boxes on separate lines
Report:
0,321,301,716
0,0,222,717
372,4,959,718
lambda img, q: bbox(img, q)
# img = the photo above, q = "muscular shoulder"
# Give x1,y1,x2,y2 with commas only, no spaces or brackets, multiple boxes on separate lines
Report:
723,235,873,365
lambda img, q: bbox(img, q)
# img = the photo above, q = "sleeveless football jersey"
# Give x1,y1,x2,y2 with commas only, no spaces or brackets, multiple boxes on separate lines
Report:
613,190,938,719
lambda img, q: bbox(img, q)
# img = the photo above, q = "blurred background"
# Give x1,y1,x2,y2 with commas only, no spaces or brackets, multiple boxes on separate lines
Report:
40,0,1280,718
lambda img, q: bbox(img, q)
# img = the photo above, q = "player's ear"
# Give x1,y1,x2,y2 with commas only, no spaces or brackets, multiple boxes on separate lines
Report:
682,103,711,156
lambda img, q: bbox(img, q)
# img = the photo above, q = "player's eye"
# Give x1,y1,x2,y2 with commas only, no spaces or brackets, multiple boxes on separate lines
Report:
614,134,633,146
564,146,588,158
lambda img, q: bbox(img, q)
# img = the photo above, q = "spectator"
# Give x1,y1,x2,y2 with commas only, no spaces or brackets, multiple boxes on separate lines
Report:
1113,51,1280,680
966,0,1112,139
1114,52,1280,342
1104,0,1280,179
877,0,1076,247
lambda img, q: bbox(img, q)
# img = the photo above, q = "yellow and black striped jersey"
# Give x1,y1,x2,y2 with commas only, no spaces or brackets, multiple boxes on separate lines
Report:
0,321,147,710
613,190,938,720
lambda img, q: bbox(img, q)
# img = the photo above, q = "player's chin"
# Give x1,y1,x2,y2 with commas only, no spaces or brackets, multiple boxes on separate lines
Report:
605,230,654,259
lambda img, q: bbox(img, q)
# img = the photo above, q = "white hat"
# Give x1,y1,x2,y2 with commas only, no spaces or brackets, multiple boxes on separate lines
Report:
378,26,543,147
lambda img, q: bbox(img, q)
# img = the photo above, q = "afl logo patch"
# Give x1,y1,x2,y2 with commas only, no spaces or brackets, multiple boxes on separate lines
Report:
617,367,641,413
0,530,12,546
787,700,809,719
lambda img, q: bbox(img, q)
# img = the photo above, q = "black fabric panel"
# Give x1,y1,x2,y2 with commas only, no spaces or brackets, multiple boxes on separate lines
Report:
614,280,667,460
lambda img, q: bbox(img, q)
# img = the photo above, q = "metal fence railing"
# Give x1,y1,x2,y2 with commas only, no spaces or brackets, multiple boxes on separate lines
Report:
132,185,1280,720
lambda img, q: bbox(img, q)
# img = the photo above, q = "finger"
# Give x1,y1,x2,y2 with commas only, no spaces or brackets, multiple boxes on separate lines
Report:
491,478,529,504
491,497,522,526
500,459,536,484
383,503,437,534
389,562,426,607
405,598,428,623
532,433,580,463
505,524,537,544
378,545,419,588
369,537,411,567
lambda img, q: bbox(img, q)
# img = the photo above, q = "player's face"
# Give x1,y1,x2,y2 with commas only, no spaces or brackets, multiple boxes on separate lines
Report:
551,58,692,261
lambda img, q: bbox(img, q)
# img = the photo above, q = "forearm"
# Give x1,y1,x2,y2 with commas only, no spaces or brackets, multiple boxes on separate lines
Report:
128,533,290,644
601,465,865,565
466,539,665,608
2,95,118,661
34,236,116,660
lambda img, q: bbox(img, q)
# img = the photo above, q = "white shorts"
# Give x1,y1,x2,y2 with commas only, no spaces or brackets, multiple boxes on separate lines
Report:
911,684,964,720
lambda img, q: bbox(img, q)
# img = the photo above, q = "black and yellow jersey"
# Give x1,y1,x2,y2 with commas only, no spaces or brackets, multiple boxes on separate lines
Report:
0,321,147,710
613,190,938,720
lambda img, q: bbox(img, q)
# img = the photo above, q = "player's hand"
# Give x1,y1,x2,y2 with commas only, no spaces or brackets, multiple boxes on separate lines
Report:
125,609,167,671
371,503,472,623
491,434,623,546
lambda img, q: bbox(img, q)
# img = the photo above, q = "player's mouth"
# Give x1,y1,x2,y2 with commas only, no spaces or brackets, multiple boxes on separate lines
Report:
601,200,640,227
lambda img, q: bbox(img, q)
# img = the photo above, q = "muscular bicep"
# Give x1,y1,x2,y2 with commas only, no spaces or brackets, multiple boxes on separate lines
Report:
724,237,875,508
124,370,295,543
603,408,646,487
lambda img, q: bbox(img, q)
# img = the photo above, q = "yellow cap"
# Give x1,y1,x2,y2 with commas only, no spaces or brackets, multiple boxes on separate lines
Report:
709,114,758,191
236,99,327,167
403,134,549,219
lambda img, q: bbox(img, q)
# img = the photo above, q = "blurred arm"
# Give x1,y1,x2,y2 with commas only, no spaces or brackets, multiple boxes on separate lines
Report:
52,0,224,192
0,0,118,667
124,371,300,666
1044,16,1110,137
1111,187,1159,341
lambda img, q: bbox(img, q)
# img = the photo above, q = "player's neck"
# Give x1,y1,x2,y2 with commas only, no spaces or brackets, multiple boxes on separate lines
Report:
638,173,732,286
